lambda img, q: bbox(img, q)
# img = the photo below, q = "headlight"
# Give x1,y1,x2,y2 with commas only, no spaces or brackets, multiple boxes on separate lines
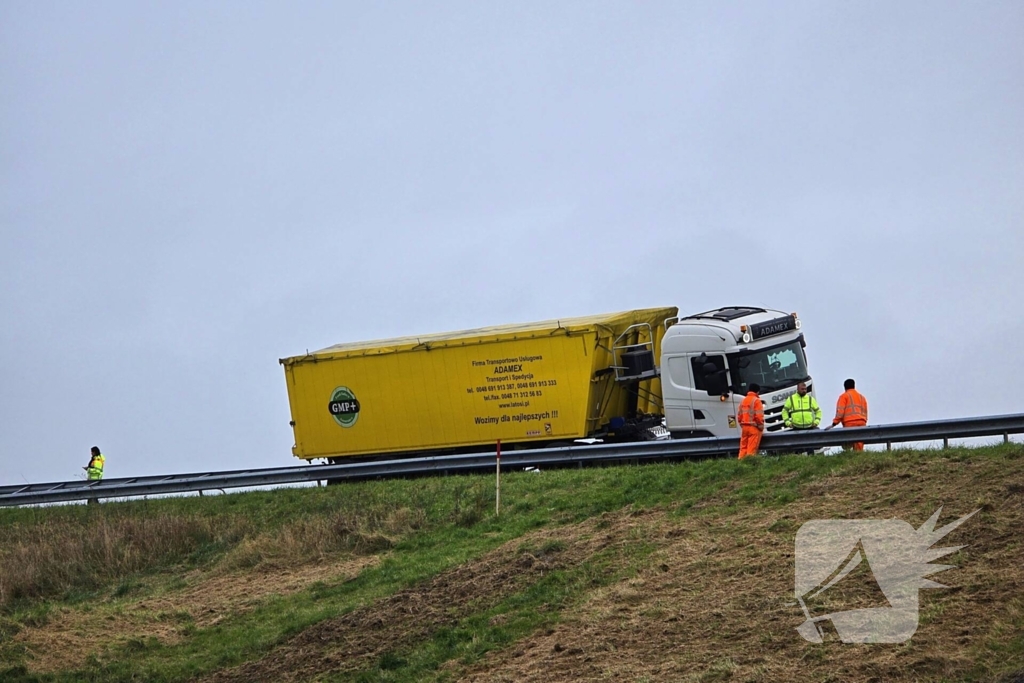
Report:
742,332,751,343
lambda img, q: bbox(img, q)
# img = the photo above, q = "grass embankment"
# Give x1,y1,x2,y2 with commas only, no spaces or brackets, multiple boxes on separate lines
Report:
0,445,1022,682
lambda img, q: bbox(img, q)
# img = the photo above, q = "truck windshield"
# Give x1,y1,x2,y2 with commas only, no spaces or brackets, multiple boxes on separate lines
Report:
730,340,809,394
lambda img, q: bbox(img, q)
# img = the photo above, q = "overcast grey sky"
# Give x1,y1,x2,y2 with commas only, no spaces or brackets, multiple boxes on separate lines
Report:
2,2,1022,485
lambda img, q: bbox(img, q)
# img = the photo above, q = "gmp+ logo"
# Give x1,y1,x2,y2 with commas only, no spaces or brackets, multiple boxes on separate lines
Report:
328,386,360,428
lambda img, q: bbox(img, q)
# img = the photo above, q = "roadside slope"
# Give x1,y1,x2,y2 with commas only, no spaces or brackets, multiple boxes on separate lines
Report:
458,453,1024,682
2,445,1022,682
206,448,1024,683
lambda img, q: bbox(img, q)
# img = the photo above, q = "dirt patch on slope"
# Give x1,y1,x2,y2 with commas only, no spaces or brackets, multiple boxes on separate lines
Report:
457,455,1024,682
204,509,671,683
19,555,378,674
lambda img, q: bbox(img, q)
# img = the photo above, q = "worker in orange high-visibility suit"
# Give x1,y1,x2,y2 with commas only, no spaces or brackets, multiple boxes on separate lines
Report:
832,378,868,451
738,383,765,459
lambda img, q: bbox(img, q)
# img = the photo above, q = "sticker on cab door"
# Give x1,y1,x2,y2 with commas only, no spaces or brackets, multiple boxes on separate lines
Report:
727,415,737,428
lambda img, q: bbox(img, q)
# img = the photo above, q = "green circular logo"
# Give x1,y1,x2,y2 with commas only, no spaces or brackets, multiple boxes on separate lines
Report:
328,386,360,428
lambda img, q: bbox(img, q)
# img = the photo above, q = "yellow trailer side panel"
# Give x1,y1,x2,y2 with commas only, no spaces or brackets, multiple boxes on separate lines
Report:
284,334,595,458
281,307,677,460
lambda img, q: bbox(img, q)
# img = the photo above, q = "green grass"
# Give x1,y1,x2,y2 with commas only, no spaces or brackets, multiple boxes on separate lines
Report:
1,443,1021,682
341,541,656,683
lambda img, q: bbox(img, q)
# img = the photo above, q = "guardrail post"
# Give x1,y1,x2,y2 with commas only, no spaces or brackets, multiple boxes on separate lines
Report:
942,438,949,449
886,442,891,451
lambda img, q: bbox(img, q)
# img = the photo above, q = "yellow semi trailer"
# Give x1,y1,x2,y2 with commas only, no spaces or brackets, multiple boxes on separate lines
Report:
280,308,677,461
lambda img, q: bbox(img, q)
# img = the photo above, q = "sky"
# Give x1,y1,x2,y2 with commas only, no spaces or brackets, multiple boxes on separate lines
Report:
2,2,1022,485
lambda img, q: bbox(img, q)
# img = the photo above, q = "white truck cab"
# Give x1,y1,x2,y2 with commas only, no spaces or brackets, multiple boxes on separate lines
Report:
660,307,813,438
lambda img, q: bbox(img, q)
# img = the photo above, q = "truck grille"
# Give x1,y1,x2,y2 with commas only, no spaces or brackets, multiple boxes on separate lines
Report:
764,404,786,432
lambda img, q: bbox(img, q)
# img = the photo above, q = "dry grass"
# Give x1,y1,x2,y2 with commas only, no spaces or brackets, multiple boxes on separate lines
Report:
5,506,426,673
217,507,422,571
0,505,425,610
203,509,669,683
17,555,380,674
0,514,248,608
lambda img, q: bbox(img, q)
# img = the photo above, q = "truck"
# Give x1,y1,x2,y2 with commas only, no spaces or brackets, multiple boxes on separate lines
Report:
279,306,814,462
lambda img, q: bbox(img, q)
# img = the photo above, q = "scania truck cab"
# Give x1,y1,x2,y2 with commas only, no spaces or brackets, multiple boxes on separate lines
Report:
659,307,813,437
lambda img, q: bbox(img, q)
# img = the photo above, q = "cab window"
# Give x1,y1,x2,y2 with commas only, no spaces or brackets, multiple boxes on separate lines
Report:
691,355,726,391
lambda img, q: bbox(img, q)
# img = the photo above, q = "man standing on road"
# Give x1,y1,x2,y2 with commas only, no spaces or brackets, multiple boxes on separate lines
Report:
783,382,822,431
832,379,868,451
738,383,764,460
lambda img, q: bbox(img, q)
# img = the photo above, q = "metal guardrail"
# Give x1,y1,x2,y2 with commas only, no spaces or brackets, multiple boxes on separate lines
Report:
0,469,298,497
2,413,1022,508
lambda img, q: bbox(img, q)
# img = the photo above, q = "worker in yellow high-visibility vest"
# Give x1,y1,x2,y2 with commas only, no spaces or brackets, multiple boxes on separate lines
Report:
782,382,821,454
783,382,821,430
84,446,105,481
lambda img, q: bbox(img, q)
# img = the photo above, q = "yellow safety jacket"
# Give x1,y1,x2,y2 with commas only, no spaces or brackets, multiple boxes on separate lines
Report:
783,393,821,429
87,454,105,481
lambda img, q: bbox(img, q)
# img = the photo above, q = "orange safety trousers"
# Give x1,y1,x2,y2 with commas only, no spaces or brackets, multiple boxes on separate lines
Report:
739,425,763,459
843,418,867,451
